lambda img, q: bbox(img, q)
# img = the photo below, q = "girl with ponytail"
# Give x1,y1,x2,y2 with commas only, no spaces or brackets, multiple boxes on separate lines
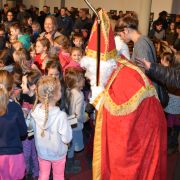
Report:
31,76,72,180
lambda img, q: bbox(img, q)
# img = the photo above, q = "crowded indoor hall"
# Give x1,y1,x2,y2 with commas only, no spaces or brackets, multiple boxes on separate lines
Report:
0,0,179,179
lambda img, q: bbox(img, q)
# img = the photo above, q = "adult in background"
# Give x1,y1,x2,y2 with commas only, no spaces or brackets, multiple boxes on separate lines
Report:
0,4,9,23
40,16,62,55
57,7,73,37
4,10,16,33
148,20,166,40
118,13,169,108
157,10,168,30
73,8,92,39
16,4,30,25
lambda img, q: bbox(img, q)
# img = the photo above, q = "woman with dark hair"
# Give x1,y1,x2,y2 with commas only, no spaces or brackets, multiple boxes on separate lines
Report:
148,20,166,40
4,10,16,32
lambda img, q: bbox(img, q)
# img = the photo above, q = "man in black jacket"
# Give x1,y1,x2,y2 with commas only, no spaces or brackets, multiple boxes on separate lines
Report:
57,7,73,36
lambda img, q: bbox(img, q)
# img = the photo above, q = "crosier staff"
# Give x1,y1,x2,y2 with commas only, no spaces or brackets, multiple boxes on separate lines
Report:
84,0,101,86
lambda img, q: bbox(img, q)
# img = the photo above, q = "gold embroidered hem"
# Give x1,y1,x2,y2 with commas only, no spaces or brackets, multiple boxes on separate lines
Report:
86,49,117,61
92,102,104,180
104,85,157,116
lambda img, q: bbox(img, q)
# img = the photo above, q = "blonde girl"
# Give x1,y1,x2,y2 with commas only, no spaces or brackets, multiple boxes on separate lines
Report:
34,37,50,72
0,70,27,179
31,76,72,180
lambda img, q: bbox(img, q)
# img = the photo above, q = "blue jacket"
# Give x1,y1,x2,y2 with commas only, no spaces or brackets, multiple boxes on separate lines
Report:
0,101,27,155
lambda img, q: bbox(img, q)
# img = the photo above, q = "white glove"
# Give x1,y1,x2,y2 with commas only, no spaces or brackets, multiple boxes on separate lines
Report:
90,85,104,110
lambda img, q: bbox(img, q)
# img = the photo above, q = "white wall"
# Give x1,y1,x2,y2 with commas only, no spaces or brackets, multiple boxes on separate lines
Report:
24,0,61,12
24,0,39,9
23,0,179,21
45,0,61,13
65,0,145,14
172,0,180,14
65,0,176,21
151,0,173,20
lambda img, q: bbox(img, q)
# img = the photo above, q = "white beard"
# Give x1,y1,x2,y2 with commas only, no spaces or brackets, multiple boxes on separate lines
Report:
80,56,117,109
80,56,117,87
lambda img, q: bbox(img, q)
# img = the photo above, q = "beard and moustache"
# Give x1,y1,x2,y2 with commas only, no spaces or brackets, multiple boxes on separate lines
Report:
80,57,117,108
80,56,117,87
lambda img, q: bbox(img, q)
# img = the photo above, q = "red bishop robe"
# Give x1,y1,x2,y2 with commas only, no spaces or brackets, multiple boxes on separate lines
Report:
93,59,167,180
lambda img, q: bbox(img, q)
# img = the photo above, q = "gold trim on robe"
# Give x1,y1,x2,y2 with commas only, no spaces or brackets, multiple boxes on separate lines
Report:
93,58,159,180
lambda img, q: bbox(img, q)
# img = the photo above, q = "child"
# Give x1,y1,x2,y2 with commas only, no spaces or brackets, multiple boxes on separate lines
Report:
32,21,41,42
30,44,42,73
0,49,14,72
161,52,180,153
45,59,66,111
20,70,41,179
11,66,23,102
64,47,82,72
31,76,72,180
54,35,71,71
64,67,86,173
72,33,84,49
9,22,31,50
0,70,27,179
13,48,32,74
11,40,24,51
34,37,50,72
160,52,174,67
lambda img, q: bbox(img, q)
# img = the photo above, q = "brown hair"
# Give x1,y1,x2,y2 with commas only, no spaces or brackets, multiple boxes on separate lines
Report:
13,48,31,73
173,51,180,65
25,70,41,88
12,41,23,51
34,76,60,137
0,70,14,116
160,52,174,66
54,35,69,50
70,47,83,55
36,37,50,51
64,67,85,89
72,32,83,41
44,16,58,31
9,22,21,31
32,21,41,33
64,67,85,114
117,13,139,32
0,49,14,67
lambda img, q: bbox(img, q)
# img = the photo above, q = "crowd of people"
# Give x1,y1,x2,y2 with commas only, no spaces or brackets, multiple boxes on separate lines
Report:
0,3,179,180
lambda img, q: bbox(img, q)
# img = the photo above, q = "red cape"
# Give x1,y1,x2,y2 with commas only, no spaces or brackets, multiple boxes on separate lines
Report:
93,59,167,180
